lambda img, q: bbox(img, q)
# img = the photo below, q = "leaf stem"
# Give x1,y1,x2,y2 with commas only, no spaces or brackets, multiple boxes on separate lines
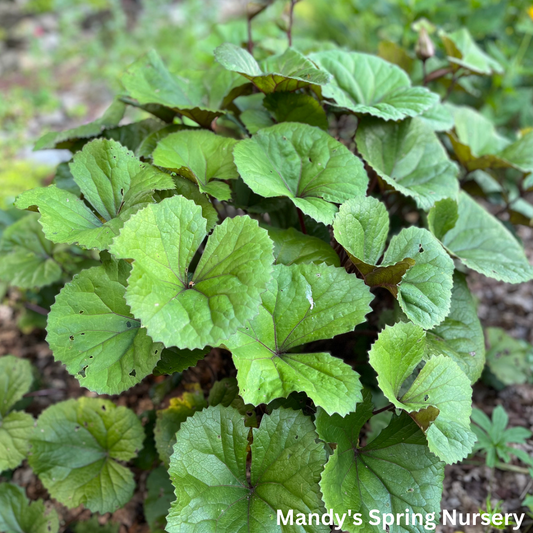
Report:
247,16,254,54
296,207,307,234
288,0,297,47
24,302,49,316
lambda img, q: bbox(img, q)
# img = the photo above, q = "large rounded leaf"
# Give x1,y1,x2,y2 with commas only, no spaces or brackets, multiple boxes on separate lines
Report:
109,195,274,349
234,122,368,225
226,263,373,415
16,139,175,251
28,397,144,513
167,405,328,533
356,117,459,209
310,50,438,121
316,390,444,533
47,259,162,394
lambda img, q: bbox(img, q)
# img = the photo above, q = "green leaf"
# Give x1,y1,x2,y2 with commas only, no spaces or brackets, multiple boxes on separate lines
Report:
427,198,458,241
102,118,165,153
0,213,62,289
110,195,273,349
485,328,532,386
267,225,340,266
446,107,533,173
234,122,368,225
153,346,210,375
310,50,438,121
34,99,126,151
0,356,34,472
28,397,144,513
167,405,328,533
383,227,454,329
136,124,190,159
154,384,207,466
418,103,454,132
0,483,59,533
316,390,444,533
439,191,533,283
441,28,503,76
0,355,33,418
73,517,119,533
144,467,175,532
16,139,175,251
153,130,238,201
356,117,459,209
369,322,476,463
263,92,328,130
122,51,246,128
46,260,162,395
427,272,485,383
215,44,330,94
226,263,372,415
333,196,389,267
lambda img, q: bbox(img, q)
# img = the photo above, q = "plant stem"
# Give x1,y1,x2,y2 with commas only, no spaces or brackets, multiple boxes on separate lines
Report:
423,66,452,85
247,16,254,54
288,0,297,47
372,404,394,416
296,207,307,234
25,302,49,316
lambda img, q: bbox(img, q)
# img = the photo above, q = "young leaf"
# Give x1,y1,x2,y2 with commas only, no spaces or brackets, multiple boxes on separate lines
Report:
225,263,373,415
356,117,459,209
28,397,144,513
427,198,458,241
109,195,273,349
46,259,163,395
154,384,207,466
136,124,190,159
167,405,328,532
234,122,368,225
16,139,175,251
102,118,165,153
122,50,246,128
153,346,210,375
426,271,485,383
383,227,454,329
0,356,34,472
369,322,476,463
0,213,63,289
316,390,444,533
441,28,503,76
267,225,340,266
437,191,533,283
263,92,328,130
73,517,119,533
34,99,126,151
0,483,59,533
214,44,330,93
310,50,439,121
153,130,238,201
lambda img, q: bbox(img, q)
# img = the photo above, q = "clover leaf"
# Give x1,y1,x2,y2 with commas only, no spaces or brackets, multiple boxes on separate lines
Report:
46,258,163,394
369,322,476,463
356,116,459,209
234,122,368,225
110,195,273,349
215,44,330,93
0,483,59,533
0,356,34,472
28,397,144,513
16,139,175,251
225,263,373,415
153,130,238,201
317,390,444,533
310,50,438,121
167,405,328,533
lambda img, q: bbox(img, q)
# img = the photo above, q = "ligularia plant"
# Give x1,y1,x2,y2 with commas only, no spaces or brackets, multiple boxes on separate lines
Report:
2,5,533,531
